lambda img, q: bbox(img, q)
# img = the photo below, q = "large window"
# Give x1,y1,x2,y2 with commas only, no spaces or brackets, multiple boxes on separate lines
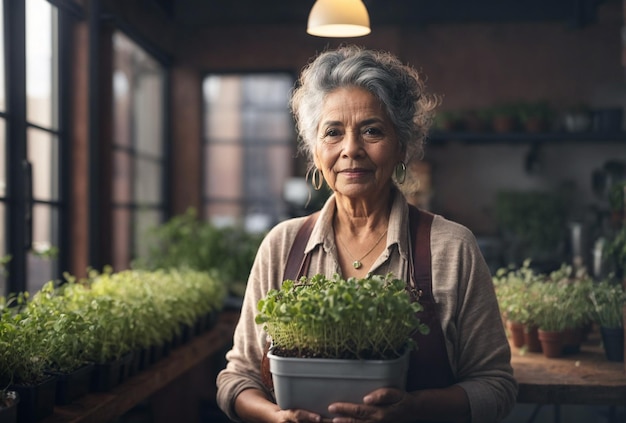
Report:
202,73,295,232
2,0,67,294
111,31,166,271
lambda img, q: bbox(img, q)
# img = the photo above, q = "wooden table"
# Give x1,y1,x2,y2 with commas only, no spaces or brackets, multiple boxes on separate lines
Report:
511,331,626,406
41,311,239,423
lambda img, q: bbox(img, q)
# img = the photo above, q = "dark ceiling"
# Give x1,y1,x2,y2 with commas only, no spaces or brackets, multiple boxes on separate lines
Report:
153,0,607,29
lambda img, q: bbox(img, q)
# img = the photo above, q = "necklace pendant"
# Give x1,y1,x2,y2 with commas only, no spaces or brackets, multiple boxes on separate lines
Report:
353,260,362,269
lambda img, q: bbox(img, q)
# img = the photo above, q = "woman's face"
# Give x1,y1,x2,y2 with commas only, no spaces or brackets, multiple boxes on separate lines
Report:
313,87,403,201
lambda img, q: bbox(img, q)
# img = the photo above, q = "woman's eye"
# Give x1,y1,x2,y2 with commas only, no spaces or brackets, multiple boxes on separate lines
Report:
322,128,342,143
363,127,384,140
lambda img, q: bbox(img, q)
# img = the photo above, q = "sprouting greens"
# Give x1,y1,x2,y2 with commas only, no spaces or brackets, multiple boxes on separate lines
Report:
256,273,429,360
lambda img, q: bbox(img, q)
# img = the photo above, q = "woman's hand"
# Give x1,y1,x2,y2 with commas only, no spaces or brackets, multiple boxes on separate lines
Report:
271,408,326,423
327,386,470,423
235,388,327,423
326,387,415,423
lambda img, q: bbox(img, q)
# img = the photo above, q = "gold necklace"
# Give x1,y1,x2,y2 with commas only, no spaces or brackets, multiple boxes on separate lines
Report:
337,229,388,269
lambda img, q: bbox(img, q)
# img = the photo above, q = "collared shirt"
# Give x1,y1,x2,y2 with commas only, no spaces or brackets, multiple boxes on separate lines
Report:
216,190,517,423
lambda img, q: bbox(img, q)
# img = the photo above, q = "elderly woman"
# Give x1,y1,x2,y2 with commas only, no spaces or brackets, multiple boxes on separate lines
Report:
216,45,517,423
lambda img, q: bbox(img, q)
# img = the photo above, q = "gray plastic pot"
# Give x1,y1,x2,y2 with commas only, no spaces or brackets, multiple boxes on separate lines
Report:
268,350,409,418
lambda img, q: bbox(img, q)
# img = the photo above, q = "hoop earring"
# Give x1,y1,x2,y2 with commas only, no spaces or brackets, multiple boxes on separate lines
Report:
394,162,406,185
311,167,324,191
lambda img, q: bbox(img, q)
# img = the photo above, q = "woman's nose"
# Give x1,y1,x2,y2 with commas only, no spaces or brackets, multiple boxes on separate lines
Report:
342,130,364,156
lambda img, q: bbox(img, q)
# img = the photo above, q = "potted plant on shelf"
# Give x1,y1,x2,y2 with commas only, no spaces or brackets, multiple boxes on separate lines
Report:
604,225,626,281
487,103,521,133
255,273,428,417
589,279,625,362
26,280,96,406
532,281,569,358
0,389,19,423
495,190,568,268
133,207,264,300
518,101,555,133
0,293,57,423
545,266,594,355
493,260,542,352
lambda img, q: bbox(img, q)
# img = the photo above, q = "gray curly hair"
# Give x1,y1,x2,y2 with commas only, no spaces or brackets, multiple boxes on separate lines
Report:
290,45,439,170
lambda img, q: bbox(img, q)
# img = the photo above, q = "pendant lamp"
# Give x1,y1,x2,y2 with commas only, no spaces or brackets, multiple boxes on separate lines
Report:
307,0,371,38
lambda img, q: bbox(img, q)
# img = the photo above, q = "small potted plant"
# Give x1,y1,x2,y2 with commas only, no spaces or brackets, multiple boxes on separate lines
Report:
492,260,542,352
604,225,626,281
255,273,428,417
0,293,57,423
532,281,569,358
589,278,625,362
562,104,592,132
487,103,521,133
518,101,554,133
0,389,19,423
545,266,594,355
27,280,95,405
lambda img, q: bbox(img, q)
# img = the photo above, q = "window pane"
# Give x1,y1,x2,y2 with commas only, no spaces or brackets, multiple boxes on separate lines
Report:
27,204,59,293
113,71,132,148
204,76,242,141
242,109,292,142
113,150,132,203
205,144,243,199
134,157,162,204
0,119,5,197
113,31,164,156
135,73,164,157
203,73,295,227
112,30,165,270
134,209,161,260
112,207,131,271
27,127,59,201
26,0,58,129
0,0,5,112
204,203,241,227
243,75,292,105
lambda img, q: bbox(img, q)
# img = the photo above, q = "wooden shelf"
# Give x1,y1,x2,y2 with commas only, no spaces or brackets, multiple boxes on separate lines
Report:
41,311,239,423
511,331,626,405
428,130,626,144
40,311,626,420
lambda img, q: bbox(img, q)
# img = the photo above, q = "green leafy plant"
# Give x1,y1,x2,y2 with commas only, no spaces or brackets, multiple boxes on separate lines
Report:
589,279,625,329
493,260,541,326
0,292,51,387
607,181,625,215
0,266,228,388
544,265,594,331
256,273,428,360
604,226,626,279
133,208,264,297
495,190,568,263
27,280,94,374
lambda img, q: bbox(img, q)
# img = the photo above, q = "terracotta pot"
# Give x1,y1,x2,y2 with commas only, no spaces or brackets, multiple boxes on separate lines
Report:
491,116,518,133
523,325,542,353
523,117,549,133
537,329,564,358
506,320,525,348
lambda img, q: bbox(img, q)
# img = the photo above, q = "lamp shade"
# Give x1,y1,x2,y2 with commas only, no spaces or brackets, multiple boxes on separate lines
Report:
307,0,371,38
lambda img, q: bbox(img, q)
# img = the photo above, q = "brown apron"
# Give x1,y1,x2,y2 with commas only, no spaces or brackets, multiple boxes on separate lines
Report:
262,206,456,419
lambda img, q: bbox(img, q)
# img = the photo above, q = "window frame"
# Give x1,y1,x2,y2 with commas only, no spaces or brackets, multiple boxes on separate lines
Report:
201,70,298,231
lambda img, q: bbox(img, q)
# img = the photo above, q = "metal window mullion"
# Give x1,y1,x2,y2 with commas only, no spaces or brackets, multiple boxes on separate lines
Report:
6,0,28,293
